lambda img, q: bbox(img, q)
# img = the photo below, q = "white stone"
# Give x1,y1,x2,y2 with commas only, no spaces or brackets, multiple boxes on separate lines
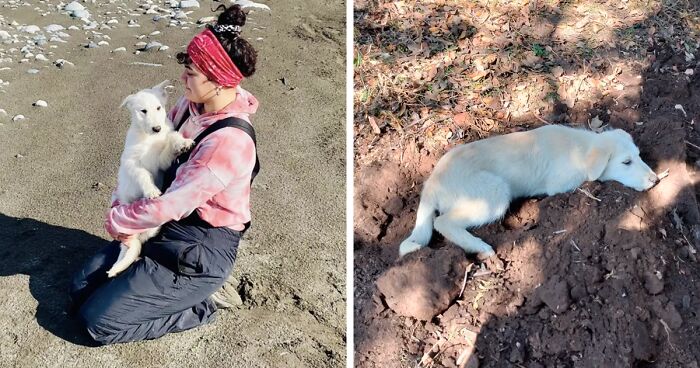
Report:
179,0,199,8
33,100,47,107
197,16,216,24
149,30,161,36
106,19,118,24
0,109,6,116
12,114,25,122
68,25,80,30
143,41,162,50
98,41,109,46
0,31,10,40
113,47,126,52
71,9,91,19
49,36,68,43
44,24,64,32
159,45,169,51
21,25,40,34
35,54,48,61
27,68,39,74
64,1,85,12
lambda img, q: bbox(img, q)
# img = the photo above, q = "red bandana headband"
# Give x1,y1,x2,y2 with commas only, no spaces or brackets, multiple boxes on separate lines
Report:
187,28,244,88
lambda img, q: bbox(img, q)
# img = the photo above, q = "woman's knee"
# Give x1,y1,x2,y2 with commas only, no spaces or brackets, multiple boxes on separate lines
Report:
77,299,126,345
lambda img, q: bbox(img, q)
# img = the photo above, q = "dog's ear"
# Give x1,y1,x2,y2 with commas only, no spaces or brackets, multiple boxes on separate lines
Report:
585,144,613,181
120,94,135,109
151,80,171,104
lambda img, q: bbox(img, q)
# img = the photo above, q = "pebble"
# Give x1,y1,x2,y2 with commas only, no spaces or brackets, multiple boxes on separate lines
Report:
180,0,200,8
44,24,64,33
159,45,169,51
35,54,48,61
143,41,162,51
0,109,6,116
33,100,47,107
21,25,40,34
0,31,10,41
71,9,91,19
27,69,39,74
50,36,67,44
106,19,119,25
197,16,216,24
135,41,147,48
54,59,74,68
64,1,85,12
85,41,98,48
68,25,80,31
643,271,664,295
112,47,126,52
97,40,109,46
12,114,25,122
15,153,24,158
149,30,161,36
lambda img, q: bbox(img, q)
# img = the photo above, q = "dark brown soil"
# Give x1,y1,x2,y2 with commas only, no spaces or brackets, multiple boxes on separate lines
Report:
354,29,700,368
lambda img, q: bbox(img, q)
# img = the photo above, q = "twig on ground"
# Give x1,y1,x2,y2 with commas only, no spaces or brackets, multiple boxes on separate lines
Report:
570,239,581,252
685,140,700,151
659,319,677,351
533,112,552,125
577,187,602,201
657,168,670,181
459,263,474,298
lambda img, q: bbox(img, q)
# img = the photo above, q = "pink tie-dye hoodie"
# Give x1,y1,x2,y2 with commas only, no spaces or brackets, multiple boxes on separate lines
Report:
105,86,258,237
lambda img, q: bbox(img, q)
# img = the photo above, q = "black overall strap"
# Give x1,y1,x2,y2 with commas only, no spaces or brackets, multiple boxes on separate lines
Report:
162,108,260,233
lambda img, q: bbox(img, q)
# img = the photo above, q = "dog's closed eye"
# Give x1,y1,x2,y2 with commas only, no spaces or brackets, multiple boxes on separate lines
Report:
140,109,147,114
623,159,632,165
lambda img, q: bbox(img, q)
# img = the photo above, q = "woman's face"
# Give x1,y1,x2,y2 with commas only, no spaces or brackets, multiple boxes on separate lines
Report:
180,64,216,103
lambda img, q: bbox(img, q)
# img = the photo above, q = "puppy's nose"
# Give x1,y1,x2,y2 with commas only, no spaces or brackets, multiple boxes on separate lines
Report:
152,126,161,133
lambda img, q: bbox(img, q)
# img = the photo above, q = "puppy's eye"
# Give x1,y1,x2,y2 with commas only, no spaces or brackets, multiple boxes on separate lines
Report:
623,159,632,165
140,109,147,114
157,106,161,111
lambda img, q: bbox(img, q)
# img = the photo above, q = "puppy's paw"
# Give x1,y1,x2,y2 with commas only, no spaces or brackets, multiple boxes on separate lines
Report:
144,187,162,199
176,138,195,155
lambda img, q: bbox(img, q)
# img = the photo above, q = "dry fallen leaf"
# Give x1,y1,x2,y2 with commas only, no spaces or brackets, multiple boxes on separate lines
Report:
551,66,564,78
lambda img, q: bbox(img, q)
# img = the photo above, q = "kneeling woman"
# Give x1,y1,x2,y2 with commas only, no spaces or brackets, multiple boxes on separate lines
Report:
69,4,260,344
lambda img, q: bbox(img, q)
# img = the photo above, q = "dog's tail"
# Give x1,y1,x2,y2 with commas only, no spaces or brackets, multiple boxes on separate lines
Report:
398,194,436,258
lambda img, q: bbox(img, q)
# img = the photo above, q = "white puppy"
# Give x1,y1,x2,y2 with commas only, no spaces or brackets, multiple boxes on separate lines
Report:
106,80,194,278
399,125,659,259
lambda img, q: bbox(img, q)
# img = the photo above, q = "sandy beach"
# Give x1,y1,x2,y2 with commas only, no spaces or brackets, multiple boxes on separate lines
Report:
0,0,345,366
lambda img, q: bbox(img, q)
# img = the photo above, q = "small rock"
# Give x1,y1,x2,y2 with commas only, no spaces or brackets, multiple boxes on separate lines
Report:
21,25,40,34
33,100,47,107
68,25,80,31
685,68,694,76
44,24,64,33
97,41,109,46
143,41,162,51
159,45,169,51
54,59,74,68
134,41,148,48
92,182,104,190
15,153,24,158
85,41,98,48
536,275,571,314
64,1,85,12
197,16,216,24
0,31,11,41
27,69,39,74
149,31,161,36
12,114,25,122
128,19,138,25
643,271,664,295
112,47,126,52
71,9,91,19
179,0,200,8
35,54,48,61
0,109,7,116
106,19,118,25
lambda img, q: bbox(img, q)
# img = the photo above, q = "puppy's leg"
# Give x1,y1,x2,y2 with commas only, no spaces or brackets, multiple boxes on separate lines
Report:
167,132,195,158
125,162,161,198
433,174,511,258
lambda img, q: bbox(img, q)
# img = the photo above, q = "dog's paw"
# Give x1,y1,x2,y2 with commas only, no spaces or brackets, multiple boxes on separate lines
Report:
144,187,162,199
176,138,195,155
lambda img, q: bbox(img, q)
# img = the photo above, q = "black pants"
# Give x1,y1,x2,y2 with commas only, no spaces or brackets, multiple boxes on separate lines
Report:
69,214,241,345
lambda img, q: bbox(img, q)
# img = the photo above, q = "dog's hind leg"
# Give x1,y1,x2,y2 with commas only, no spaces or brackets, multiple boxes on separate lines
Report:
433,176,511,257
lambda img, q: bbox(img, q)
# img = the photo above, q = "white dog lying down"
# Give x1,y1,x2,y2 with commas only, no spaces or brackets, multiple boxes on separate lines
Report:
399,125,659,259
106,80,194,278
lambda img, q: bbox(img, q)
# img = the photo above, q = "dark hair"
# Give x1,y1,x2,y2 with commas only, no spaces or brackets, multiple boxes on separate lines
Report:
176,4,257,77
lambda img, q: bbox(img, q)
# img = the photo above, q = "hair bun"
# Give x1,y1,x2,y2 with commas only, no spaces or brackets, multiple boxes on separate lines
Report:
215,4,246,27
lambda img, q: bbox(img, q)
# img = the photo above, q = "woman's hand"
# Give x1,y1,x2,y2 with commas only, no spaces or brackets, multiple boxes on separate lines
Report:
105,206,130,242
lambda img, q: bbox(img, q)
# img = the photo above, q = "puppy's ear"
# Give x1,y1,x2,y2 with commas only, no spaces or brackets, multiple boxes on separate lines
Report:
585,144,612,181
120,94,134,109
151,80,171,104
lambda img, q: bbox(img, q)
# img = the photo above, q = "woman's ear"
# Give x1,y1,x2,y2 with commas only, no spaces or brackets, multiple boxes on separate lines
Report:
585,143,613,181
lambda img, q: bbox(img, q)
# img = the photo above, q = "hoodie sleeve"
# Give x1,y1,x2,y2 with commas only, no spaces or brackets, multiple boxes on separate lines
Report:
104,128,255,237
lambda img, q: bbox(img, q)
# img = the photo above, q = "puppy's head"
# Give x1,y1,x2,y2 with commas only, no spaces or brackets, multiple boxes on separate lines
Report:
587,129,658,191
121,81,172,134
